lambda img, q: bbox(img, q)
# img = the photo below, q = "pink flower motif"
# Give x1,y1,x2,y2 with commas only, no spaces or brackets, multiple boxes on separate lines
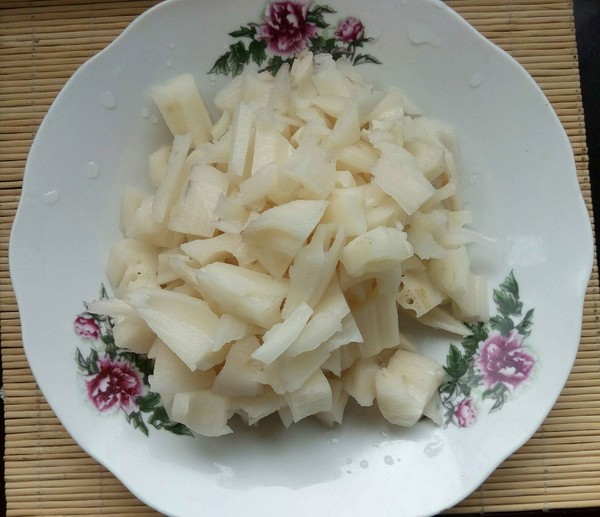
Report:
74,315,100,340
335,17,364,43
84,356,143,415
256,1,318,57
476,329,534,390
455,398,477,428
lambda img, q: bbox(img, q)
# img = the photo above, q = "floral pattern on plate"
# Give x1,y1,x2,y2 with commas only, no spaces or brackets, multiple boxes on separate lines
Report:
75,273,534,433
210,0,380,76
439,272,536,428
74,286,192,437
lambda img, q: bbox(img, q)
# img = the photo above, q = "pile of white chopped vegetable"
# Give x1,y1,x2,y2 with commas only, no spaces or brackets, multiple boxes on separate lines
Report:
91,51,489,436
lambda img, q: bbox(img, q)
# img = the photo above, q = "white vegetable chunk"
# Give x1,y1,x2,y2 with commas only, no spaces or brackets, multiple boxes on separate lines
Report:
148,339,216,393
126,195,186,248
106,238,158,296
322,312,363,352
242,199,328,278
212,314,252,351
281,141,336,199
152,74,213,147
148,144,172,187
316,379,349,427
352,290,400,358
168,164,229,237
181,233,246,267
321,349,342,377
125,288,219,371
340,226,413,277
375,349,444,426
227,101,256,178
112,316,155,355
258,343,332,394
233,387,285,426
252,303,314,364
156,248,194,285
283,223,345,317
120,186,145,234
212,336,264,397
342,357,380,407
287,278,350,356
152,133,193,224
335,141,378,174
322,187,367,238
410,306,470,336
171,390,232,437
328,100,361,148
194,262,288,329
104,52,491,434
251,115,294,174
284,369,332,423
397,269,446,317
372,143,436,215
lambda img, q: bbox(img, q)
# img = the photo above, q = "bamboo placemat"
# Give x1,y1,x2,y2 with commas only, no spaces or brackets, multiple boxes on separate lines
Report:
1,0,598,515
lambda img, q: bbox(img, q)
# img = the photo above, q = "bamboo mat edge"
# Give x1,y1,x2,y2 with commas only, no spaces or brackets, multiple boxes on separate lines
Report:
1,0,599,515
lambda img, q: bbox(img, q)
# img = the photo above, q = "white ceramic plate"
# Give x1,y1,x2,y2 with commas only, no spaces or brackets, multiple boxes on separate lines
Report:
10,1,593,516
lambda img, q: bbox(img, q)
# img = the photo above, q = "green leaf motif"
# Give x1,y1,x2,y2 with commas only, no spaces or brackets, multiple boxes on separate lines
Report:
443,344,469,379
88,349,100,374
249,39,267,66
163,421,195,437
137,392,162,413
439,382,456,396
493,288,522,317
516,308,534,336
229,41,250,76
261,56,290,75
458,382,471,398
306,13,329,29
439,271,535,428
500,271,519,298
311,4,337,15
209,4,380,77
210,52,232,75
148,406,193,436
133,354,155,378
489,314,515,336
353,54,382,66
75,348,89,372
229,25,256,39
126,411,149,437
490,392,507,412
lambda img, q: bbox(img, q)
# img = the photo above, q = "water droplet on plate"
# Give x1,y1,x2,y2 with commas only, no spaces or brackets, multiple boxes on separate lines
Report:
44,190,59,204
100,91,116,109
424,436,444,458
141,107,150,118
469,72,484,88
345,457,353,465
85,161,99,178
169,41,176,49
408,26,440,47
360,460,369,469
150,115,159,125
332,437,339,444
384,455,395,466
166,59,173,68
